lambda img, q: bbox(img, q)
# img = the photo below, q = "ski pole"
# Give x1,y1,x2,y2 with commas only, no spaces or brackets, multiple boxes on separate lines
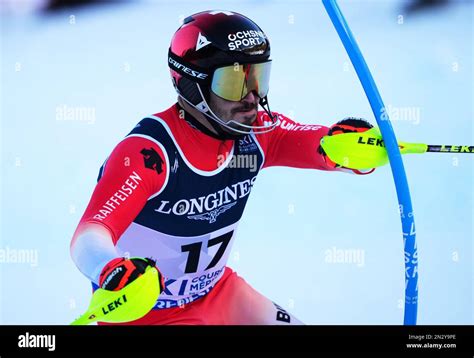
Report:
320,127,473,169
423,145,474,154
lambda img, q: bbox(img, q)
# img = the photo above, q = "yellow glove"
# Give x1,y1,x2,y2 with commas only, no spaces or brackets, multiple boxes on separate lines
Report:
319,118,380,172
71,258,164,325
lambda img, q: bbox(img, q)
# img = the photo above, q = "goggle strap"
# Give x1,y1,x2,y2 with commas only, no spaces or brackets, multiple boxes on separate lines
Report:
168,50,210,84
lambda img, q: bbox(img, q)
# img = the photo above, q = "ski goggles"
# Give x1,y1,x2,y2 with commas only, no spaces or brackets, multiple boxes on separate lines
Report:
210,61,272,102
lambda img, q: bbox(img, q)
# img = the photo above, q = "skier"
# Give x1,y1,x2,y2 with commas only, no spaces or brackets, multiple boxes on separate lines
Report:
70,10,377,325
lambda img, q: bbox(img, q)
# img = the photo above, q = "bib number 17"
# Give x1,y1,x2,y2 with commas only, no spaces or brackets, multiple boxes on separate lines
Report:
181,231,233,274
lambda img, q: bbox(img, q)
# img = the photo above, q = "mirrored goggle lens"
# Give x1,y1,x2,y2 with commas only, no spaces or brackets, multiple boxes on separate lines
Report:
211,61,271,102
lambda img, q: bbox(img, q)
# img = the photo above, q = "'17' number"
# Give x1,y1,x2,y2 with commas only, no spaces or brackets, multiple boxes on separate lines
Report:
181,231,233,274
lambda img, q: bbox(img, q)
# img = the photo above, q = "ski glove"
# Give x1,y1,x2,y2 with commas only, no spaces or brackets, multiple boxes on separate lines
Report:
71,257,165,324
318,118,377,174
99,257,165,292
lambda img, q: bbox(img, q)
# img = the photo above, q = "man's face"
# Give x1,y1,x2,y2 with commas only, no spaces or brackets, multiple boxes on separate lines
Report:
209,90,259,134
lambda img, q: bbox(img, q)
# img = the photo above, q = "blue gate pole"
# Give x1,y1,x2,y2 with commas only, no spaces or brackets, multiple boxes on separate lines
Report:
322,0,418,325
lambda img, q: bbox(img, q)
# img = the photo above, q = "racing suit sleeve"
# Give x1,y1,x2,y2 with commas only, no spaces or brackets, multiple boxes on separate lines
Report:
255,112,373,174
70,136,168,283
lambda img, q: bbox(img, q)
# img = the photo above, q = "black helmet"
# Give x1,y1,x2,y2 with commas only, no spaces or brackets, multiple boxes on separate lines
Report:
168,10,278,137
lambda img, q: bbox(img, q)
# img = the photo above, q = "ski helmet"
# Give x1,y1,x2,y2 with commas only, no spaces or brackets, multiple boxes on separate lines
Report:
168,10,279,137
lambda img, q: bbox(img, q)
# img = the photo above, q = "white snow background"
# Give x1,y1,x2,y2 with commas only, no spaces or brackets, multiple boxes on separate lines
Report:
1,0,472,324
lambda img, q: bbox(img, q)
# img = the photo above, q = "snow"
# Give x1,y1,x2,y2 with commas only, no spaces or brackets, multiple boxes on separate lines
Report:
0,0,472,324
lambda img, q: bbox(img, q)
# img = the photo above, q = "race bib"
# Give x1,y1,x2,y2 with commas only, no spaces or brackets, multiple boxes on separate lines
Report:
116,222,238,309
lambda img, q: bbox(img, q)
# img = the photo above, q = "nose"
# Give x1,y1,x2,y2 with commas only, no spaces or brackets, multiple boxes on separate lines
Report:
241,90,259,105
